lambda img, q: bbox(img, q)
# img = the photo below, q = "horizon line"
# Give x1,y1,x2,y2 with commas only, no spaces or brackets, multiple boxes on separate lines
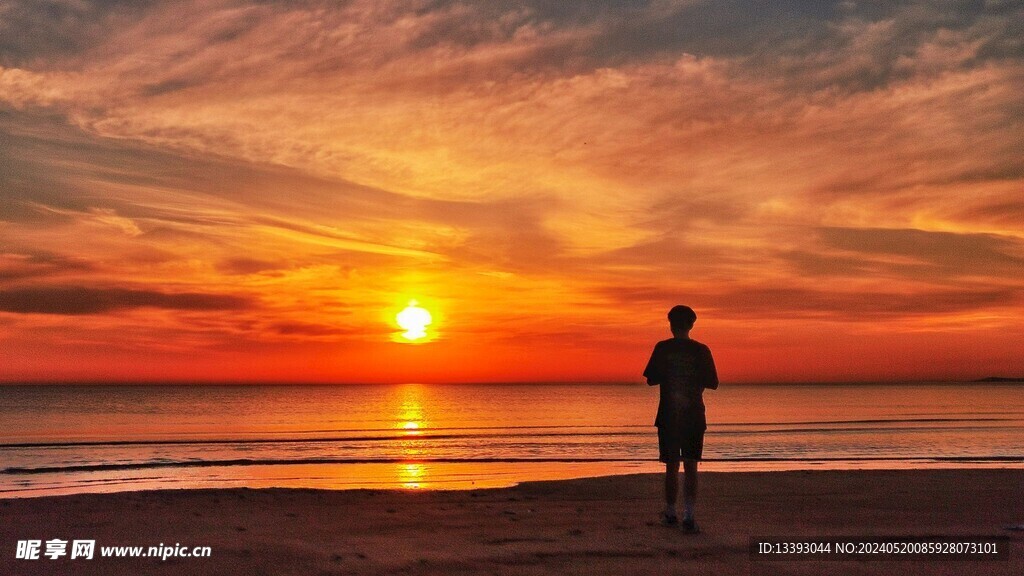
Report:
1,377,1021,387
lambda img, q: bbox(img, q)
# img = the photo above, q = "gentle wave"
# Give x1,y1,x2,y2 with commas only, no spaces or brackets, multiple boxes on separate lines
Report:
5,418,1021,449
6,455,1024,475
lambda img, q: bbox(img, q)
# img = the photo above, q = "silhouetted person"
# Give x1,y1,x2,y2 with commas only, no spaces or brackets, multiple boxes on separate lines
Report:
644,305,718,533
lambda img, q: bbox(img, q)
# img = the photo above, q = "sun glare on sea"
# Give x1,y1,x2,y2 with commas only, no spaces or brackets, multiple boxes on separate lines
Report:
396,300,432,342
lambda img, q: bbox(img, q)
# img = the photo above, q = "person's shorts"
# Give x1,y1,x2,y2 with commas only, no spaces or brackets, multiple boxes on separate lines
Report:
658,421,707,463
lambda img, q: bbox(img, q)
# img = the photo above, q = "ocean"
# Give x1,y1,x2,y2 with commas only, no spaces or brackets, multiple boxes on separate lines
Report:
1,382,1022,497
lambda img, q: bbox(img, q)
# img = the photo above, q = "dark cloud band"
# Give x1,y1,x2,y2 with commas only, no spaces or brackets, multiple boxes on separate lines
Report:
0,286,253,315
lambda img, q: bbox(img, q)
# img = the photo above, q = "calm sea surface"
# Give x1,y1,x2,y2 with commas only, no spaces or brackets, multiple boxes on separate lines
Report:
1,383,1022,497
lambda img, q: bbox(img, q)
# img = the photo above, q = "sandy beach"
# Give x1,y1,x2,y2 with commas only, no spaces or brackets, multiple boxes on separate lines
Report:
2,469,1022,575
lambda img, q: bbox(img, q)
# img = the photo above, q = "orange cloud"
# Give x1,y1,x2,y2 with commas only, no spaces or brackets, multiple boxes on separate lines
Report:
1,1,1022,383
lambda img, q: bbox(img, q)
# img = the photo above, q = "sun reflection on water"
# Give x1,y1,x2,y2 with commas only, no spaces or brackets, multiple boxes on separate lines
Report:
394,384,429,487
398,462,426,489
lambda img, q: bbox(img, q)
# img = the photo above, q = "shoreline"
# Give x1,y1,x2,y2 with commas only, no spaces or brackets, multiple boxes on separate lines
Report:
5,460,1024,500
8,454,1024,474
2,470,1022,575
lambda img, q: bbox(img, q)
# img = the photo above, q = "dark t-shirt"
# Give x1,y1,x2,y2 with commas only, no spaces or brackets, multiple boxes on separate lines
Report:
643,337,718,428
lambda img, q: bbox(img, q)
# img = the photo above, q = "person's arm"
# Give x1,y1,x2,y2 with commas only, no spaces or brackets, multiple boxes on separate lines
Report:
643,344,662,386
701,345,719,390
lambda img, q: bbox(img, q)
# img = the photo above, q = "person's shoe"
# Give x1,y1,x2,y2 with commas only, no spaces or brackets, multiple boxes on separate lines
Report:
661,510,679,526
681,518,700,534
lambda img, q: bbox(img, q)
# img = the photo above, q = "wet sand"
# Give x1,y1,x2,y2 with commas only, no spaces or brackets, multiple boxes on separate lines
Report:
2,469,1022,575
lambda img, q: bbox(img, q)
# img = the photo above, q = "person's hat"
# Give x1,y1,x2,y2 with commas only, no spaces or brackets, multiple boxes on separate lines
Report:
668,305,697,327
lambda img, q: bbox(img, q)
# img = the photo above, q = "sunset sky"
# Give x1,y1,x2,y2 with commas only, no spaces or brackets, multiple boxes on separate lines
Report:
1,0,1022,383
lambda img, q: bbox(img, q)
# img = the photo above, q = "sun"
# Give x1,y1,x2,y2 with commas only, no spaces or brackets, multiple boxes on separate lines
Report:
396,300,432,341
